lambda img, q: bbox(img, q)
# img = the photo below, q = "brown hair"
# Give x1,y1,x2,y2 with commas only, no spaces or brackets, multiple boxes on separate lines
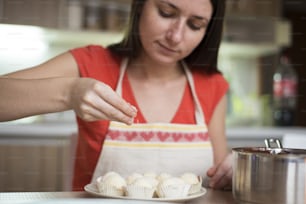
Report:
108,0,225,75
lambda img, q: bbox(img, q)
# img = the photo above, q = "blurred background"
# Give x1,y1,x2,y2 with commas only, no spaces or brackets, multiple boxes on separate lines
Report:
0,0,306,192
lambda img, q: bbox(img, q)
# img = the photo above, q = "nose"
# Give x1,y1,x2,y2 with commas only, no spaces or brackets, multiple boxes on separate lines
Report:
166,19,185,44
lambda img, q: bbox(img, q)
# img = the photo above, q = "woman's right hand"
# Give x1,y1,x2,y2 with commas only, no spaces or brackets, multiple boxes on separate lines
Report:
70,78,137,125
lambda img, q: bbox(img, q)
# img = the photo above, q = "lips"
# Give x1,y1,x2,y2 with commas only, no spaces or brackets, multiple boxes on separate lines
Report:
157,42,178,53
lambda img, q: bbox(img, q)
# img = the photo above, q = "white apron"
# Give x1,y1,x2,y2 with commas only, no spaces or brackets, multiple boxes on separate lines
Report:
91,59,213,181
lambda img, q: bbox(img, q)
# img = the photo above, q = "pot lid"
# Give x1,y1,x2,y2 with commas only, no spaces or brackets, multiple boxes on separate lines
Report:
232,138,306,156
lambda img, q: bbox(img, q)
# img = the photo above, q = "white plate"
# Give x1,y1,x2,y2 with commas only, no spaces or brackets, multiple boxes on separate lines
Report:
84,183,206,202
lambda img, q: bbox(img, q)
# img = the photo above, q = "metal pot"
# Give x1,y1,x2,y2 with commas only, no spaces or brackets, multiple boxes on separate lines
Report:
232,138,306,204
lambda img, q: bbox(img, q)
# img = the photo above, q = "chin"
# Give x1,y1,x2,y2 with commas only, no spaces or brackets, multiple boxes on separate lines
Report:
151,53,180,65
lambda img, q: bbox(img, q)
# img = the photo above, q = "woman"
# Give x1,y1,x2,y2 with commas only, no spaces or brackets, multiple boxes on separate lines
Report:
0,0,232,190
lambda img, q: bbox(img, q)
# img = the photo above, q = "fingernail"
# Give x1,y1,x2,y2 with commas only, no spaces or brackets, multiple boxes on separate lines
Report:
127,102,137,113
131,105,137,113
127,118,133,125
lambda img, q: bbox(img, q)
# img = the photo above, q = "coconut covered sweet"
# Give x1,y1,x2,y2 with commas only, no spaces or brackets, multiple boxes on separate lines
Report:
96,171,127,196
180,172,202,194
126,173,143,185
156,177,191,198
157,173,172,182
125,177,157,198
95,171,201,198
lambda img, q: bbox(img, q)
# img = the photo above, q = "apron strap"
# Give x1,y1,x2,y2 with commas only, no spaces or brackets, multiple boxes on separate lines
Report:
115,58,129,97
181,61,205,125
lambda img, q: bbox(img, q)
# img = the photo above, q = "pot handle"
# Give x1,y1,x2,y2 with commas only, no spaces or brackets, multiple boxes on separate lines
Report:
265,138,283,148
264,139,283,154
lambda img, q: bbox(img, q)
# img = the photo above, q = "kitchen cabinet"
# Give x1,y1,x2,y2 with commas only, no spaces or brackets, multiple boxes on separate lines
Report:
223,0,289,52
81,0,131,31
0,0,67,28
0,129,76,192
225,0,281,18
0,0,131,30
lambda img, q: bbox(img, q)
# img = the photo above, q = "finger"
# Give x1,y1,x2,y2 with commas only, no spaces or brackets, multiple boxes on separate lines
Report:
103,103,135,125
206,165,217,177
75,105,103,122
81,89,136,124
78,92,134,125
90,95,135,124
76,100,109,121
94,83,137,118
212,167,232,190
222,167,233,190
209,165,232,189
80,112,101,122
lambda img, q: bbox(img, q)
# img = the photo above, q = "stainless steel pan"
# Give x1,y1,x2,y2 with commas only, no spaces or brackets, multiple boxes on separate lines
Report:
232,138,306,204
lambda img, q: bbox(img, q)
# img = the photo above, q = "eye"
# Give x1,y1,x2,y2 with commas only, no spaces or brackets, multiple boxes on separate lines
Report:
187,19,207,31
188,22,203,31
158,4,177,18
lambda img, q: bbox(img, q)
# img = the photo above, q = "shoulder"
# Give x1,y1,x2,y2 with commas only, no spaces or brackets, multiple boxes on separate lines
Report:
192,71,229,92
69,45,122,86
70,45,119,63
191,70,229,123
70,45,110,54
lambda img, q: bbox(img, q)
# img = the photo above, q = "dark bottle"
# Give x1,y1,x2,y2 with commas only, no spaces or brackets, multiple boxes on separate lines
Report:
273,55,297,126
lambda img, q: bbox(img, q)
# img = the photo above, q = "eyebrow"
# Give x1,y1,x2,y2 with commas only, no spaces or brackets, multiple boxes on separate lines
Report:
192,16,209,24
159,0,210,23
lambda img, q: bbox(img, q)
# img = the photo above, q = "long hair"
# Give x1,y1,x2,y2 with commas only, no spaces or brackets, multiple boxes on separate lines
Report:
108,0,225,75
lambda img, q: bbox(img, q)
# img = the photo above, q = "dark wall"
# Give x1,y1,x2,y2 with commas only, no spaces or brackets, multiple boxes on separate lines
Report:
282,0,306,126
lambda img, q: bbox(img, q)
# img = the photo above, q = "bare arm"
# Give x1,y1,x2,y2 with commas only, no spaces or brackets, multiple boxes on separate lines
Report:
206,95,233,189
0,77,75,121
0,52,78,121
208,95,228,164
0,52,137,124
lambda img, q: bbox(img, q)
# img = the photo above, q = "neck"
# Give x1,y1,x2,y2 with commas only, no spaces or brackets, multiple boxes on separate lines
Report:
128,55,184,82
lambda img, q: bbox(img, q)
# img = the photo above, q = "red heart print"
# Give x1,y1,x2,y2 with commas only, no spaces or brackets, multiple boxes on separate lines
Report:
198,132,209,141
140,131,154,141
185,133,195,141
124,131,137,141
173,133,183,142
108,130,120,140
157,132,170,141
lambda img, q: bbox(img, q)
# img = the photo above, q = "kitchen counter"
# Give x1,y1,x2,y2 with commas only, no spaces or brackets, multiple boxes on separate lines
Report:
0,121,77,138
1,121,306,137
0,189,235,204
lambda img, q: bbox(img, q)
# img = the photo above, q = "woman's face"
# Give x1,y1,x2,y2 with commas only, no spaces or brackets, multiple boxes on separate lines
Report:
138,0,213,65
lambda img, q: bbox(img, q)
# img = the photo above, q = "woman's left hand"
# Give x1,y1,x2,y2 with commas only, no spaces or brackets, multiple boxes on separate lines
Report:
206,153,233,190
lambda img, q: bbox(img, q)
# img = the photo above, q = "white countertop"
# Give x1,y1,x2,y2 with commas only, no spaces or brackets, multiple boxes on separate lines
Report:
226,126,306,138
0,122,77,138
1,121,306,139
